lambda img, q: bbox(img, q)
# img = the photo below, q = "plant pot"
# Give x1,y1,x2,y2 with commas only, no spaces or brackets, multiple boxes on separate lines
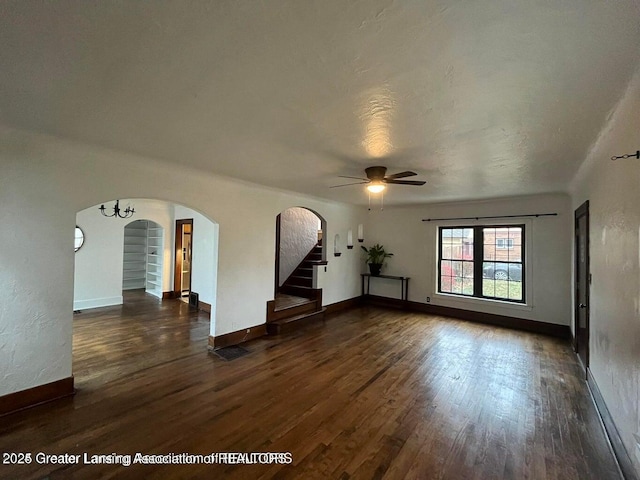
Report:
368,263,382,276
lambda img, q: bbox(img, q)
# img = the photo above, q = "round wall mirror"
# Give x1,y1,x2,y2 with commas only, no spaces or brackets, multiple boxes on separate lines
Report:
75,226,85,252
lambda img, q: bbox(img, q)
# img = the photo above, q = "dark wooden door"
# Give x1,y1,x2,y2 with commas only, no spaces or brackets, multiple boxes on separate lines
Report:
575,201,590,372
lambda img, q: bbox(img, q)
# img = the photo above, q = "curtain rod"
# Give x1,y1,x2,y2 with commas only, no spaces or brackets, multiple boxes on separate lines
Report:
422,213,558,222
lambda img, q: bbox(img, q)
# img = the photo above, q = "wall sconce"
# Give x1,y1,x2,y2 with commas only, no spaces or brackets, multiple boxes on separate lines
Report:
347,229,353,249
357,224,364,243
334,234,341,257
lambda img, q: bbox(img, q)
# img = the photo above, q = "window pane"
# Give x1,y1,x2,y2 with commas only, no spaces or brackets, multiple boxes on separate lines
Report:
441,228,453,244
508,245,522,262
508,263,522,282
462,229,474,260
462,261,474,278
483,228,496,244
483,279,495,297
451,260,462,277
508,282,523,301
492,279,510,299
484,244,496,260
482,262,496,280
509,227,522,246
441,276,452,292
462,278,474,295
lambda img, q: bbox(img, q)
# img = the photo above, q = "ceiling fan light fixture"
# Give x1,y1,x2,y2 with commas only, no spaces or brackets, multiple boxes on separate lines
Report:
366,181,386,194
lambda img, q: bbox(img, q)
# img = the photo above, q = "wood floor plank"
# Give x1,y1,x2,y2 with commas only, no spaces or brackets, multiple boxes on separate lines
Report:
0,292,622,480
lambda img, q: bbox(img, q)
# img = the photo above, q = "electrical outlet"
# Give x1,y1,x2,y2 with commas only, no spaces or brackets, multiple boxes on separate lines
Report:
426,297,431,303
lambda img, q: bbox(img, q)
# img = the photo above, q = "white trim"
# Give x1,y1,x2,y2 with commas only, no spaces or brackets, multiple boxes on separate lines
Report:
433,291,534,312
73,296,123,310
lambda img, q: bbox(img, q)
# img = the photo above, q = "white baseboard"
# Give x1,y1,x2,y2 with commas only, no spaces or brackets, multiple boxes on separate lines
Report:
73,296,123,310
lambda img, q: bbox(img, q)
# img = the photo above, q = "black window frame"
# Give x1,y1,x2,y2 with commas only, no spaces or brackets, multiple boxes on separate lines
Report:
437,224,526,304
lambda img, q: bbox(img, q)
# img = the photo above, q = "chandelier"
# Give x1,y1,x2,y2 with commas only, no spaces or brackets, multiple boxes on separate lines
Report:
99,200,135,219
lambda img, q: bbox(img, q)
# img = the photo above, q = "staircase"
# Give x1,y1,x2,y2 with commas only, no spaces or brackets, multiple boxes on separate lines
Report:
279,243,324,298
267,243,326,335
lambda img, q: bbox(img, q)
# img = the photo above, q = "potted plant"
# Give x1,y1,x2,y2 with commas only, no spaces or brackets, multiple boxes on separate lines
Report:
361,243,393,276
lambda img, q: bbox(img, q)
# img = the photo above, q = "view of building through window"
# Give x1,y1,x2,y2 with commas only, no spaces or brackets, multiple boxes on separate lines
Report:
439,225,524,302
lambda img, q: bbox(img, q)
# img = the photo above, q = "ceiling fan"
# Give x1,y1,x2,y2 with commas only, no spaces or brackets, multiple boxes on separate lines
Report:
331,166,426,193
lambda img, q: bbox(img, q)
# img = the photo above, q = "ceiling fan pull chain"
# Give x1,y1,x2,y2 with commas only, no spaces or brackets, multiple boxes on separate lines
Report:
368,191,372,211
381,191,384,211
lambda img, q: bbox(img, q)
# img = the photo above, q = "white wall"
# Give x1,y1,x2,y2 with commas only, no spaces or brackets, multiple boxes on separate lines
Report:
0,126,365,397
570,66,640,474
74,199,174,309
364,193,572,325
279,207,320,285
173,205,219,315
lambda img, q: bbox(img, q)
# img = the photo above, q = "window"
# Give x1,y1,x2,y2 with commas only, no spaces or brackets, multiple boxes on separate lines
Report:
74,226,85,252
438,225,524,303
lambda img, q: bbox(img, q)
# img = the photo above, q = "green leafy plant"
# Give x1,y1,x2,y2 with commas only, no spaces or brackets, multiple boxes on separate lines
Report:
361,243,393,265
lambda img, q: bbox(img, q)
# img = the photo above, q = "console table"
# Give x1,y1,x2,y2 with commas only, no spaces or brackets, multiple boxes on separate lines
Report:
361,274,410,301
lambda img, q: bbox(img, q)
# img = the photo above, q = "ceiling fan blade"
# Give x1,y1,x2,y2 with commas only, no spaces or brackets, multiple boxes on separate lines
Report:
338,175,369,181
329,181,369,188
385,171,417,179
384,179,426,186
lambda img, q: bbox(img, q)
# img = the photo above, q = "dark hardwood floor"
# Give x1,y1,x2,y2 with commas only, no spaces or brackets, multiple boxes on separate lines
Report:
0,292,621,479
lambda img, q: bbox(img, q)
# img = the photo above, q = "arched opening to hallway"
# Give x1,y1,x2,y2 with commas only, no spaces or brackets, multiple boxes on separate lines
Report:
72,198,219,390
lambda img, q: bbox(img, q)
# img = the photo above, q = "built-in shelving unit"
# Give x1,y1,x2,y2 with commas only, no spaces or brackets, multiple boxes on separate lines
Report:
123,221,148,290
145,222,164,298
122,220,164,297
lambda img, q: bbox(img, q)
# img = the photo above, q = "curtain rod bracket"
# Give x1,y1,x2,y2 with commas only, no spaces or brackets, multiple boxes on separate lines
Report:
611,151,640,161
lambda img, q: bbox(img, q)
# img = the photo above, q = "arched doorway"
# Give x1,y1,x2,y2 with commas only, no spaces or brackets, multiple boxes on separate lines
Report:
268,207,327,334
72,198,219,389
275,207,326,297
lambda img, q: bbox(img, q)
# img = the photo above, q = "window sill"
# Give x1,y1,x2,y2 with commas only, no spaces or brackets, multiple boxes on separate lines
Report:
433,292,533,312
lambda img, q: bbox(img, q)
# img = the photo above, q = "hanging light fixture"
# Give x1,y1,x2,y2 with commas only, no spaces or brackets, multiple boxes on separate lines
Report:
99,200,135,219
366,181,386,193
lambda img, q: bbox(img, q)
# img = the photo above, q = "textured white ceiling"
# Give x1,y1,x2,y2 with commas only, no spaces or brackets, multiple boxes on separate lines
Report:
1,1,639,205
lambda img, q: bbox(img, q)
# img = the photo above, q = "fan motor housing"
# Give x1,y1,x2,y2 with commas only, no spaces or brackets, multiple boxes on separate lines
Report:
365,166,387,180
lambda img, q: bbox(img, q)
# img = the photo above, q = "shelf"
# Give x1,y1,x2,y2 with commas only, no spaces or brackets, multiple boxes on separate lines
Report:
145,221,163,294
123,222,147,290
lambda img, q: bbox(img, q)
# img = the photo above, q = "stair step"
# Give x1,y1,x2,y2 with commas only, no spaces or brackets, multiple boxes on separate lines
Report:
304,260,326,266
269,299,317,321
267,308,326,335
286,275,313,287
280,285,318,298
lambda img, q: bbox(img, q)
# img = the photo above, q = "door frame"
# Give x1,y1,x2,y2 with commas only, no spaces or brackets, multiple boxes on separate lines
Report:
274,213,281,298
574,200,590,373
174,219,194,298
